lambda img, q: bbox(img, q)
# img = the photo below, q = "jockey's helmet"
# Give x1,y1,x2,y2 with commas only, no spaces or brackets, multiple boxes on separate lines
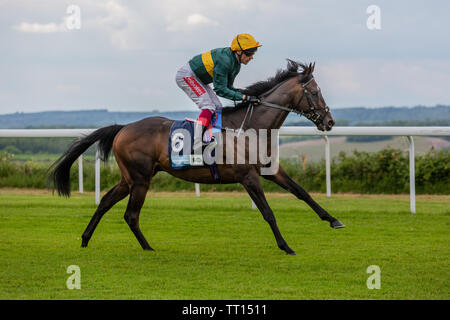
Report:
231,34,262,55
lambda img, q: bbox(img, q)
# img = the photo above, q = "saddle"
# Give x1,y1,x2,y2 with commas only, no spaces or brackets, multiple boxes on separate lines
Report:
168,110,222,182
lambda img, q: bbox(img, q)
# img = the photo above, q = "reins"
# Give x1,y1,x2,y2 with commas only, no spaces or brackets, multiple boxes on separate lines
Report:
258,75,328,119
237,75,329,132
223,73,330,134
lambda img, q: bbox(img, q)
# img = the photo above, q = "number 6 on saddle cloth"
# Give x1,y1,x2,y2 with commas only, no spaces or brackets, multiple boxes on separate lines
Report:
168,109,222,181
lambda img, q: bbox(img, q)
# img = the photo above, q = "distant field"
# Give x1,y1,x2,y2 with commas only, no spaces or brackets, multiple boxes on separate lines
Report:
0,189,448,299
280,136,450,162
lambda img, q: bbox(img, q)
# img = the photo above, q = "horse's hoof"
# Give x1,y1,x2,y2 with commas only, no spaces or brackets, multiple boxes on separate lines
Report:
283,248,296,255
330,219,345,229
280,244,296,255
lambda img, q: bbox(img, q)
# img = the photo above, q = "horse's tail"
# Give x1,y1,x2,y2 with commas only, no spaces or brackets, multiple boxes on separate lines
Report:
49,124,125,197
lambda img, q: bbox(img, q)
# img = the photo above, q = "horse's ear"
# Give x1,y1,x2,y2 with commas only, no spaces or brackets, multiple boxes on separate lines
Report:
286,59,298,71
304,63,312,76
305,62,315,75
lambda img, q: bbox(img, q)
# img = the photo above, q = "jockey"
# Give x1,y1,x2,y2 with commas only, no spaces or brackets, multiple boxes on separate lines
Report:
176,33,262,142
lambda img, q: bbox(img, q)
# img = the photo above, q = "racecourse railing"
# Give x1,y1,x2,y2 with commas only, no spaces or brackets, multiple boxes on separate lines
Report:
1,127,449,213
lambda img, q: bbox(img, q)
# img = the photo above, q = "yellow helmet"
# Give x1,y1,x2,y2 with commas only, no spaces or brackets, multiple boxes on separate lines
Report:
230,33,262,52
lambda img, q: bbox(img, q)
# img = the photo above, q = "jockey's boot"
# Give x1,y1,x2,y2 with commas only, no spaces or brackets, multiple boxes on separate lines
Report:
197,109,213,143
203,128,212,143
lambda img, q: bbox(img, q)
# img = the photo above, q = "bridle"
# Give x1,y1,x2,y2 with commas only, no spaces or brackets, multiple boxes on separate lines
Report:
257,75,330,127
230,74,331,136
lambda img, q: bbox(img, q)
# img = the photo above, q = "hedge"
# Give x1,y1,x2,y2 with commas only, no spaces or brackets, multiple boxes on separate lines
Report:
0,149,448,194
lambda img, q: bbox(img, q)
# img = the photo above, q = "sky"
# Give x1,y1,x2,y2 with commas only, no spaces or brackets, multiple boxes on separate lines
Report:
1,0,450,115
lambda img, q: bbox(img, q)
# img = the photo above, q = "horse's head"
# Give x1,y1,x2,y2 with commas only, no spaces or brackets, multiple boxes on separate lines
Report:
290,61,335,131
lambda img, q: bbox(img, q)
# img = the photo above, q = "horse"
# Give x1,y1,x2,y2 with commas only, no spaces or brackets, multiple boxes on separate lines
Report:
49,60,344,256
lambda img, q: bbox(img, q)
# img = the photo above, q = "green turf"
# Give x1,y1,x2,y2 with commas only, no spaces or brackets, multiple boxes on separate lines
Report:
0,191,448,300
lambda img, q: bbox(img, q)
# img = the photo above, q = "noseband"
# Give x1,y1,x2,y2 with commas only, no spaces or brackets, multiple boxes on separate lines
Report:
258,75,330,126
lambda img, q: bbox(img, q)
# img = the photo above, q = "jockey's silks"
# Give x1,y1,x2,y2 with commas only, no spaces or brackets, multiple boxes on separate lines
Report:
188,47,243,101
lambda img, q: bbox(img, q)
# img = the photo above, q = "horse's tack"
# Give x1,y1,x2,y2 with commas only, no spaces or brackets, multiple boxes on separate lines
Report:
224,75,329,131
258,75,330,125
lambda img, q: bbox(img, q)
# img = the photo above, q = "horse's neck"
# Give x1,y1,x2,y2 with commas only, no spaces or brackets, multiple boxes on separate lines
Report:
222,103,288,131
249,105,289,130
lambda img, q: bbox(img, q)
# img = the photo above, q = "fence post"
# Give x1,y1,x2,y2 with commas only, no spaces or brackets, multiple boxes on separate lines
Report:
322,136,331,197
78,155,83,194
95,146,100,205
407,136,416,214
195,183,200,197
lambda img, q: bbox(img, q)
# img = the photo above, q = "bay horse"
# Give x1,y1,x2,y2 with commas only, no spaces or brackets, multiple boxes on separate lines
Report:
50,60,344,255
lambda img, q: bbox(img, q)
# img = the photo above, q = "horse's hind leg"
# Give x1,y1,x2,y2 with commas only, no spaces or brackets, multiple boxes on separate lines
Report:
81,179,129,247
124,182,153,250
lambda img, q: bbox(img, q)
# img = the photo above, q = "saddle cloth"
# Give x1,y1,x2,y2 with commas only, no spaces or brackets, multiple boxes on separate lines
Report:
168,110,222,170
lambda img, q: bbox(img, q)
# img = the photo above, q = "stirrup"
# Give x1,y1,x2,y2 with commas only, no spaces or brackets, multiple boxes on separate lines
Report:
203,130,211,143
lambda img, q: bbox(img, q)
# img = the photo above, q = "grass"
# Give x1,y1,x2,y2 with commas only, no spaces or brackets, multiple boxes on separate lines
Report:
0,189,448,300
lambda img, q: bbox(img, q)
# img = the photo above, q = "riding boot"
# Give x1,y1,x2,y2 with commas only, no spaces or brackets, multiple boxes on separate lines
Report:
203,128,212,143
197,109,213,143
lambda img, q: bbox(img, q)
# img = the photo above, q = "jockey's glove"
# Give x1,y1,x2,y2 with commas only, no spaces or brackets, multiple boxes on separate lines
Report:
242,95,261,104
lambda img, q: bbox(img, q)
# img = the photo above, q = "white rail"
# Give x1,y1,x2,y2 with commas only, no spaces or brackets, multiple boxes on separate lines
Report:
280,126,450,214
279,126,450,136
1,127,449,213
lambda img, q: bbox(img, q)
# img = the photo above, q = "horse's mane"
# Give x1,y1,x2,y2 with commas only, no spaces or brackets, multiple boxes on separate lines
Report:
222,60,314,113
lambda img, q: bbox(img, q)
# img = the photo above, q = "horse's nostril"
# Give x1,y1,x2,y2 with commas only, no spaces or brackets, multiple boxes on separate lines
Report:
328,120,335,127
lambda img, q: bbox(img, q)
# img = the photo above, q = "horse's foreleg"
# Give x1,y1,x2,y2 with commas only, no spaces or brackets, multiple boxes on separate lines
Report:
241,171,296,255
81,180,129,247
124,183,153,250
262,166,345,229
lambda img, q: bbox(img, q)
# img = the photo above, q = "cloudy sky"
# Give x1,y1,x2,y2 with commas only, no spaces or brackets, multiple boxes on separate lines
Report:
1,0,450,114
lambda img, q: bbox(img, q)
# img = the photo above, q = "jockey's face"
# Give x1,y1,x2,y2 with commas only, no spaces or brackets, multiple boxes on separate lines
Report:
236,51,254,65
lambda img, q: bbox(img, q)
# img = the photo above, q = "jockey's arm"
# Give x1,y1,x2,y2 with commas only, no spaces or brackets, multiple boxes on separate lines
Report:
212,63,243,101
